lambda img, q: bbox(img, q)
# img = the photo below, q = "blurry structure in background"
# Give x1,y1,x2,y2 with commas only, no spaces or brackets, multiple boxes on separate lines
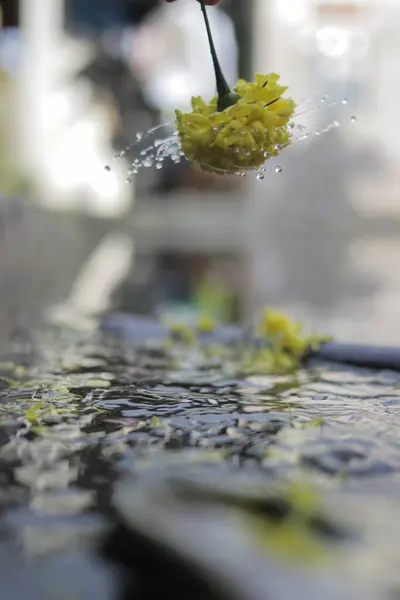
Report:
1,0,400,342
130,0,239,195
112,0,245,324
0,1,27,197
17,0,130,218
0,0,139,336
131,0,238,115
312,0,371,112
66,0,162,198
0,0,248,331
247,0,400,343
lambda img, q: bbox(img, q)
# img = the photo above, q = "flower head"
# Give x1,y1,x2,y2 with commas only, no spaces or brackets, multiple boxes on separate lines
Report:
258,307,305,354
246,307,330,374
175,73,296,174
197,313,217,333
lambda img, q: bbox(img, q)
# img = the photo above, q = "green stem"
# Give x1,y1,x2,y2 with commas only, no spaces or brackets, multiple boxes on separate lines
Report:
199,0,240,111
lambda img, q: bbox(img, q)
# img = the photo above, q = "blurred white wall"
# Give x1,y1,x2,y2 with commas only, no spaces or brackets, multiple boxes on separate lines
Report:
248,0,400,343
17,0,131,218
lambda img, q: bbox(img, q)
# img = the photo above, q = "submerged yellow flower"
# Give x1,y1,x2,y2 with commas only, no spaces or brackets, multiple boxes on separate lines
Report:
175,73,296,175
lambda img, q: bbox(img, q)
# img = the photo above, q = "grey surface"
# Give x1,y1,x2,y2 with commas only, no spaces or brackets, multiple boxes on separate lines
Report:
1,326,400,599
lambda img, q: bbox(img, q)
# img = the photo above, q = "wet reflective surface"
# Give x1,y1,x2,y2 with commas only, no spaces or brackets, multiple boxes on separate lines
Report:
1,323,400,599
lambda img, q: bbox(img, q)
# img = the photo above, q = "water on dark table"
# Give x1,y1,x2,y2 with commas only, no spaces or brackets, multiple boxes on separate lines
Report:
0,320,400,600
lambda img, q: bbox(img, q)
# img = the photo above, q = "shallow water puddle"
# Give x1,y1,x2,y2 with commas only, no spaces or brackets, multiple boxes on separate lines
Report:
0,325,399,599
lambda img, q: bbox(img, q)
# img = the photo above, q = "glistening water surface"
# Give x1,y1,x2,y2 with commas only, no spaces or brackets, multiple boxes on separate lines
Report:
1,323,400,600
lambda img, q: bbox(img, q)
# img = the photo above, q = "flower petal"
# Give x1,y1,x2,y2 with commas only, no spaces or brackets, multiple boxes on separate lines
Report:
176,72,296,174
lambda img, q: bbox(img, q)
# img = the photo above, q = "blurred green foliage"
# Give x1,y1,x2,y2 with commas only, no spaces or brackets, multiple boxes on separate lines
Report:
194,275,236,323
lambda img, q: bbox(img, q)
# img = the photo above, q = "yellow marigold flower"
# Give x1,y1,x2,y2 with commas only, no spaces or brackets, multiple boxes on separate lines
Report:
248,307,329,374
258,307,299,338
197,313,217,334
175,73,296,175
258,307,305,353
165,321,196,345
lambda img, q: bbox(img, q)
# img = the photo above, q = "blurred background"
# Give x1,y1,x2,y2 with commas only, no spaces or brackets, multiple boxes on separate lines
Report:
0,0,399,344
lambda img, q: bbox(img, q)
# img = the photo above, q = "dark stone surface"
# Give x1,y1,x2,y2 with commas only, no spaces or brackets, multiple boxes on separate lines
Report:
0,322,400,599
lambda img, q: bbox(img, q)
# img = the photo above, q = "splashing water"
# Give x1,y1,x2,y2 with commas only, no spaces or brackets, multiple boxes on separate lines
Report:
104,123,184,183
104,96,356,182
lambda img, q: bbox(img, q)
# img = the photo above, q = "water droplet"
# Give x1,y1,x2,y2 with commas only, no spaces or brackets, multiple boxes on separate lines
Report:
256,172,265,181
274,165,282,173
125,177,132,184
332,120,340,128
320,97,326,103
342,98,348,105
104,165,111,172
350,116,357,123
110,126,183,178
